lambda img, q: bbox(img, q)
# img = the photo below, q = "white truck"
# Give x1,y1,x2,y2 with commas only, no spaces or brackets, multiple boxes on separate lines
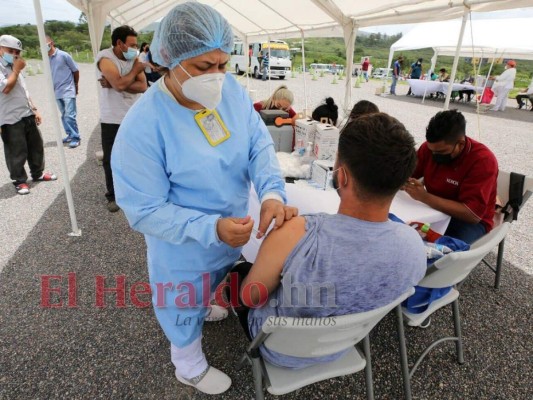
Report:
230,39,291,80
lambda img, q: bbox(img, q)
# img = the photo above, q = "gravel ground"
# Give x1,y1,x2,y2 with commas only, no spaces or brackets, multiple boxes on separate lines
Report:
0,63,531,399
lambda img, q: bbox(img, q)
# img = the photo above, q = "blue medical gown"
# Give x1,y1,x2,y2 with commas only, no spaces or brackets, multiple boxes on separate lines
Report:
111,74,286,347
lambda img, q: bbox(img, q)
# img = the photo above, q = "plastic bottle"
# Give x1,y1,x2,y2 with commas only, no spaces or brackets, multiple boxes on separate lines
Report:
301,141,315,165
420,223,442,243
425,242,453,259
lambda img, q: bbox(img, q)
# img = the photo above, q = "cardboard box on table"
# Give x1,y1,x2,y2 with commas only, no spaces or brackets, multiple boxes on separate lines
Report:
294,118,318,154
311,160,335,190
313,123,339,161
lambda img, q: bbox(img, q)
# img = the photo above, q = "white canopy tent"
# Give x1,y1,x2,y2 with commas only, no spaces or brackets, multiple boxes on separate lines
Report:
64,0,533,113
29,0,532,234
388,16,533,108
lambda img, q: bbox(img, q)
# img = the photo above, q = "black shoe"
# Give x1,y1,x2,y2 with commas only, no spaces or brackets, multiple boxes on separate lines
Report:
107,201,120,212
518,102,524,109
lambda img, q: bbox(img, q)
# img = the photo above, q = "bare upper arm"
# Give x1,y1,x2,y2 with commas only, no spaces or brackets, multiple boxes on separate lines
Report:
241,216,307,305
98,58,124,91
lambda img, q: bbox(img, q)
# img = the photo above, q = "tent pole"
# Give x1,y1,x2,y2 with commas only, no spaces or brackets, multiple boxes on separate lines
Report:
32,0,81,236
384,48,394,92
267,34,271,93
422,49,438,104
343,20,358,118
300,30,308,117
444,6,470,110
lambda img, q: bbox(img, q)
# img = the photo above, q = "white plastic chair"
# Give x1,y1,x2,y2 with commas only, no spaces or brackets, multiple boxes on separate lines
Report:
237,288,415,400
484,171,532,288
400,222,511,395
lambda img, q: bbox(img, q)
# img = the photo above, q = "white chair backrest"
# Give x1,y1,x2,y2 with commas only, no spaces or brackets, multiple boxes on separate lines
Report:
419,222,511,289
260,288,414,359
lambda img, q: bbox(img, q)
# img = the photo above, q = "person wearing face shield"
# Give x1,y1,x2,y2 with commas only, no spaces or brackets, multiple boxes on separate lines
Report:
0,34,57,195
404,110,498,244
111,3,296,395
96,25,148,212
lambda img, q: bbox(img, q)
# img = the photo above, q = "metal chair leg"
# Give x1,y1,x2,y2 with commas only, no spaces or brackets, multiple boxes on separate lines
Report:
395,305,412,400
362,335,374,400
494,239,505,289
251,356,265,400
451,300,464,364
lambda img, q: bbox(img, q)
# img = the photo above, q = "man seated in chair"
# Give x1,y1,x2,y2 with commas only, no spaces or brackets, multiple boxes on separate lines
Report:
515,76,533,110
404,109,498,244
233,113,427,369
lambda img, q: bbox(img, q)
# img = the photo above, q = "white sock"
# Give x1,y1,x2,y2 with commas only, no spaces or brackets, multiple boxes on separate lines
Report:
170,337,208,380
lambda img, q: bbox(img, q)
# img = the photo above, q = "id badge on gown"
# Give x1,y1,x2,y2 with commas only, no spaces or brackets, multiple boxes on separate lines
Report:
194,109,231,146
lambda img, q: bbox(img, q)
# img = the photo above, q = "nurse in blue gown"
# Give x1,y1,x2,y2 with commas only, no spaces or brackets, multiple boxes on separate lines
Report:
111,2,297,395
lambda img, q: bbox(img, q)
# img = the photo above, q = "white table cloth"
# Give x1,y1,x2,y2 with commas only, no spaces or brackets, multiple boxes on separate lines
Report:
407,79,482,97
242,182,451,262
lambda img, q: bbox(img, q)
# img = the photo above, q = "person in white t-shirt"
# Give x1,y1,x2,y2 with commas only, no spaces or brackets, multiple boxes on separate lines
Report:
490,60,516,112
96,25,147,212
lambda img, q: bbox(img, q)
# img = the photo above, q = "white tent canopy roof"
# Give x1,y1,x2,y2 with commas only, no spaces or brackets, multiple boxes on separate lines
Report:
391,17,533,60
66,0,533,46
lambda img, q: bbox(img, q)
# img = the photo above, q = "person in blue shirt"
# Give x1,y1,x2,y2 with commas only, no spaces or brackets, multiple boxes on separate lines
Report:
46,35,81,148
111,2,297,395
390,55,404,95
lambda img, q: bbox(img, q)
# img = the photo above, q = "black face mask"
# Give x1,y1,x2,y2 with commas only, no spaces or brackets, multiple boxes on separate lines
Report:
432,152,453,164
432,142,459,165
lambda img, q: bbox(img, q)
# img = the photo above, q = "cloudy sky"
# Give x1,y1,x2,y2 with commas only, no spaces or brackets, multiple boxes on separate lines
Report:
2,0,533,35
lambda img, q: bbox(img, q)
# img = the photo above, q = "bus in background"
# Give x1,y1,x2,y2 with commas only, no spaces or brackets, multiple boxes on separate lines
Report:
230,39,291,80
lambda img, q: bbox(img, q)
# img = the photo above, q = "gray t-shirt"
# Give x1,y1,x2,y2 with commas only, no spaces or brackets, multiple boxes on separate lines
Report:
0,59,33,126
248,213,426,368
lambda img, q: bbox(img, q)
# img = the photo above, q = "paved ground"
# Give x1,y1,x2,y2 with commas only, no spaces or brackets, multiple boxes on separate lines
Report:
0,64,531,399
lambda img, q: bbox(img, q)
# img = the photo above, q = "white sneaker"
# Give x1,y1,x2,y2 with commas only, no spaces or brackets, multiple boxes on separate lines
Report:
204,305,228,322
175,366,231,395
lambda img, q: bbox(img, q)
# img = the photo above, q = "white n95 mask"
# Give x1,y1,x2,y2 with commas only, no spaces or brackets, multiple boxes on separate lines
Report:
172,64,225,110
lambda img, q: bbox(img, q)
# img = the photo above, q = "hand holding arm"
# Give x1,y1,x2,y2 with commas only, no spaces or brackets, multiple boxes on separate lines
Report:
257,199,298,238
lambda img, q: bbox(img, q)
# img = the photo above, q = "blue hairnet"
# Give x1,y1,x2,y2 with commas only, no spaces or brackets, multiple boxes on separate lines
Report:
151,2,234,69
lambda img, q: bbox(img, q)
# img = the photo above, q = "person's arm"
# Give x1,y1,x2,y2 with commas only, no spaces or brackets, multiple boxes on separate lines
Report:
98,57,145,92
28,96,42,125
124,70,147,94
241,217,306,305
405,154,498,224
112,127,226,249
73,70,80,95
404,179,481,223
1,57,25,94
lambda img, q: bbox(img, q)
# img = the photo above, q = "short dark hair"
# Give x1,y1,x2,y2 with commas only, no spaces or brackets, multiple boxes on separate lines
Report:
312,97,338,125
338,113,417,199
426,109,466,144
112,25,138,46
439,68,446,73
348,100,379,122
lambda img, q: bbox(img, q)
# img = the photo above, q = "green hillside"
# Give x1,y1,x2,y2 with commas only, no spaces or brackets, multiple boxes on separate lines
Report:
287,35,533,88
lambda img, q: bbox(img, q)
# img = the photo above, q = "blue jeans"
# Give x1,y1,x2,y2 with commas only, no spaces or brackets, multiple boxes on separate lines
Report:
57,97,80,140
390,75,398,94
262,66,268,80
444,217,487,244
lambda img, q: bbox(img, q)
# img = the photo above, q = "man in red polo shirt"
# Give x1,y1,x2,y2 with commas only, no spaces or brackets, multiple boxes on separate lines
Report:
404,109,498,244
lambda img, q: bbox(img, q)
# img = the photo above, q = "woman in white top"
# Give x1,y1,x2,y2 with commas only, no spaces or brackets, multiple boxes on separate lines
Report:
491,60,516,112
